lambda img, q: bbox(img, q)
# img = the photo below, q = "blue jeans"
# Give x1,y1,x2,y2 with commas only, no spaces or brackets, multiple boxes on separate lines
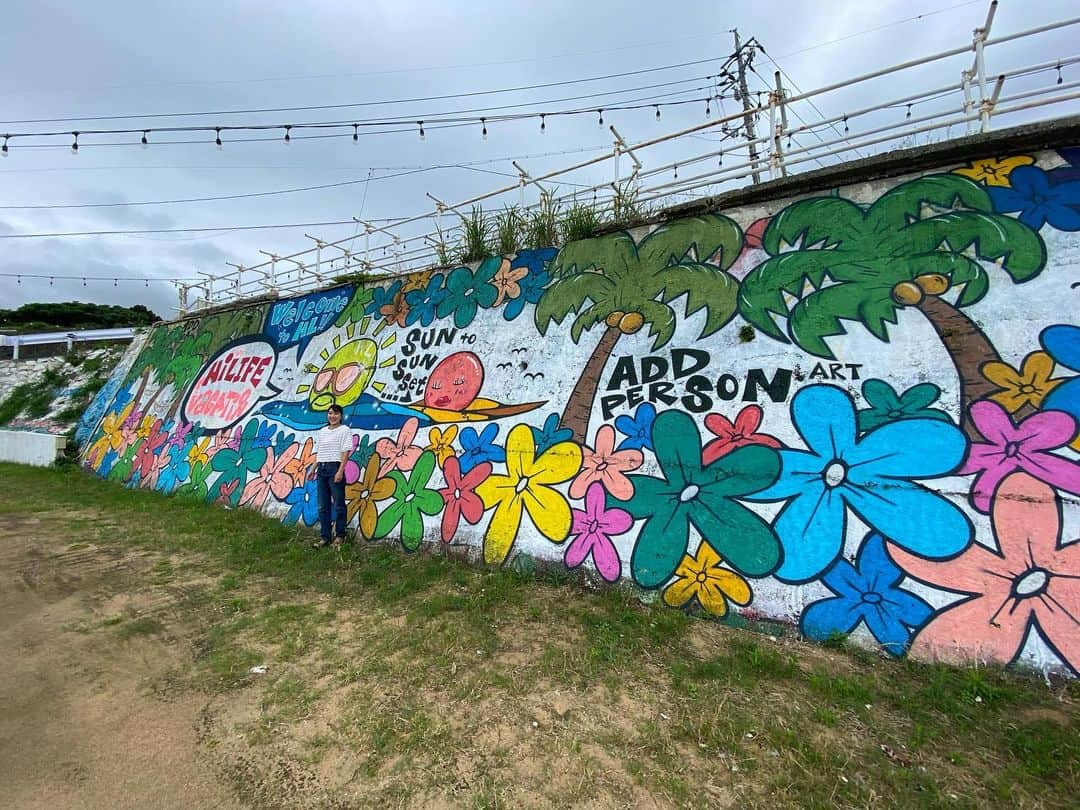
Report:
316,462,347,541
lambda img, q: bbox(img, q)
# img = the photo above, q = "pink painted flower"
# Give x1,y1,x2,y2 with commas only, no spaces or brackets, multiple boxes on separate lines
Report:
437,456,491,543
569,424,643,501
565,482,633,583
239,443,299,509
961,401,1080,513
889,473,1079,669
375,417,423,476
702,404,782,464
133,419,168,480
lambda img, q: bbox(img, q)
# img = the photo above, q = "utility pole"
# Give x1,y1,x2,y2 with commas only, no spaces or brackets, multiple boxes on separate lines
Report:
732,29,762,184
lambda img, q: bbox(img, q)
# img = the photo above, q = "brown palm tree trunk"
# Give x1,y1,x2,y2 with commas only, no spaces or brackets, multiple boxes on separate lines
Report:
560,326,622,444
916,295,1001,441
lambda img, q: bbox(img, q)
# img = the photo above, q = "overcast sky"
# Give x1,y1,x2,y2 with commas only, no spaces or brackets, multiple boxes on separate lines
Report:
2,0,1077,319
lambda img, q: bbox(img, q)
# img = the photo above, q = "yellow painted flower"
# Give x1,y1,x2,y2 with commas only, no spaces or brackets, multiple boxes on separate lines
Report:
88,403,135,466
135,413,155,441
187,436,211,467
425,424,459,467
402,269,433,293
662,542,752,617
953,155,1035,186
982,350,1062,413
476,424,582,565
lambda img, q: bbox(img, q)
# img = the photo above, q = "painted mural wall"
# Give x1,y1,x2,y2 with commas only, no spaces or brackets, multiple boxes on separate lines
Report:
79,146,1080,675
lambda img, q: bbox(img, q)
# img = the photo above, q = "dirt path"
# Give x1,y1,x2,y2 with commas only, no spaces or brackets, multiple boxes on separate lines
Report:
0,515,241,810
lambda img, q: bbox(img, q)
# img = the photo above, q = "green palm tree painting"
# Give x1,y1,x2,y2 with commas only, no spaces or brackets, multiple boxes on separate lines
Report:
535,215,744,442
737,174,1046,438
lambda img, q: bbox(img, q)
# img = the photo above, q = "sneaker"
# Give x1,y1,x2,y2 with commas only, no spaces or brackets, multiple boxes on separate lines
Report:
332,536,346,548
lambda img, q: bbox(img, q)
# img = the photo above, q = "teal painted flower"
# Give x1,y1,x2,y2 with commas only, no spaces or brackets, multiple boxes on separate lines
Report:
210,420,267,506
436,257,499,328
615,410,781,588
857,379,951,433
374,450,444,550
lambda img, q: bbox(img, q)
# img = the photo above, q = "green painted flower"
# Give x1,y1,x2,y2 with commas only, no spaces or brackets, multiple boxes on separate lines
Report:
374,450,444,550
210,420,267,507
176,459,212,501
334,285,375,327
107,440,140,484
857,379,952,433
615,410,782,589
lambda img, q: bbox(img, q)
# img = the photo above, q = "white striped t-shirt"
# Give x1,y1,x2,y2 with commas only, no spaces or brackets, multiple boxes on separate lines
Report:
315,425,353,462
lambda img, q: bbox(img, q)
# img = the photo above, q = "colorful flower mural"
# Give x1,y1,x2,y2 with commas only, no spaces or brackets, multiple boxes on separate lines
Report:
76,145,1080,678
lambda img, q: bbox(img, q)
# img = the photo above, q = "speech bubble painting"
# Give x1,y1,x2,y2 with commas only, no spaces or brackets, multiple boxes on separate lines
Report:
265,288,352,355
181,338,281,430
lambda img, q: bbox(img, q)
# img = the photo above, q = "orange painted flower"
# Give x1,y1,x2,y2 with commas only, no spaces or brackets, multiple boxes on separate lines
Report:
953,155,1035,186
569,424,642,501
402,269,434,293
285,437,316,486
491,260,529,307
982,350,1062,412
379,290,410,327
345,455,397,539
425,424,459,467
662,542,752,617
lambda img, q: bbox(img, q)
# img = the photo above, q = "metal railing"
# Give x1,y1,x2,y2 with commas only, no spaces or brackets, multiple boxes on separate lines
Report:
177,2,1080,313
0,328,137,360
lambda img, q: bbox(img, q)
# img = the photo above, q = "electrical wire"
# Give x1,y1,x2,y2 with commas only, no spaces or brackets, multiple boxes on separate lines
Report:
0,55,741,126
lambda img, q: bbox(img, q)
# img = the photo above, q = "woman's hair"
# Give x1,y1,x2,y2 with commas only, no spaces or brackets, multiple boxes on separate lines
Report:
327,404,344,416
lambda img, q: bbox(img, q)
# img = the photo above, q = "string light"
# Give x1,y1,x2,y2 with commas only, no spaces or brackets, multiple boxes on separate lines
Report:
1,135,7,157
71,131,79,153
906,104,912,118
705,99,711,118
352,123,358,141
141,130,149,148
597,109,604,126
718,149,723,166
843,115,849,133
540,113,545,133
49,276,54,286
481,117,487,139
215,127,223,149
417,120,425,140
655,105,661,120
1056,61,1063,84
284,125,292,144
673,163,678,180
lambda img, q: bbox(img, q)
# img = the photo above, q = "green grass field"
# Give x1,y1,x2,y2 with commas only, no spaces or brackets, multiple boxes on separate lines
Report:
1,461,1076,808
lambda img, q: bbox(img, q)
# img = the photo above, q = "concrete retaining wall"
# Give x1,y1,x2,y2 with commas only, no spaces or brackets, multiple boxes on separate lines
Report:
0,429,67,466
77,120,1080,676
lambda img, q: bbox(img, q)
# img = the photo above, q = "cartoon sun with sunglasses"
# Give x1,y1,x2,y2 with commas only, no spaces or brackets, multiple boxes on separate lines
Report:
299,336,380,411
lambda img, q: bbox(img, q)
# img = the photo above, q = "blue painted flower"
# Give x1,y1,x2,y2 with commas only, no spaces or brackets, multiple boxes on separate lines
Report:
1051,146,1080,183
111,381,135,413
273,429,296,456
436,257,499,328
512,247,557,275
251,420,277,449
365,280,404,317
531,413,573,456
504,268,550,321
156,442,192,494
1040,323,1080,448
99,448,119,477
987,165,1080,231
857,379,951,433
404,273,448,327
748,385,971,584
457,423,505,474
284,479,320,526
614,402,657,452
800,532,934,656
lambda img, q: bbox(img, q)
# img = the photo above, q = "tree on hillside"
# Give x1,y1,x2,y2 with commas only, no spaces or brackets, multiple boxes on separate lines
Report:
0,302,160,330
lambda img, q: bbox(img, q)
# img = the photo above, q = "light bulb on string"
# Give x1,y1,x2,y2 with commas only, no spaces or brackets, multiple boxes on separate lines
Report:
1057,61,1063,84
284,125,292,144
906,104,912,119
597,109,604,126
113,278,118,287
144,279,149,288
705,99,711,118
82,277,87,287
481,118,487,140
718,150,723,167
673,163,678,180
2,135,9,157
16,275,20,285
141,130,149,148
352,123,358,142
540,114,545,134
418,120,425,140
49,277,54,286
71,131,79,154
655,105,661,121
843,115,849,133
215,128,223,149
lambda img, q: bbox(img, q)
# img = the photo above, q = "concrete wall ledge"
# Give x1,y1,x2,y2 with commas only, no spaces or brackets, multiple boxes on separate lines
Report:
0,430,67,467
